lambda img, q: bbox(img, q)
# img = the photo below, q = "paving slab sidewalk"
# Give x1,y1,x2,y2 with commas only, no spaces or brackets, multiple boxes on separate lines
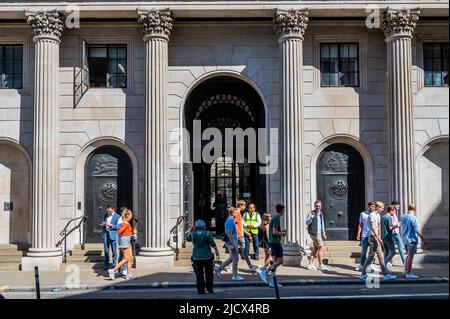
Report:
0,263,448,292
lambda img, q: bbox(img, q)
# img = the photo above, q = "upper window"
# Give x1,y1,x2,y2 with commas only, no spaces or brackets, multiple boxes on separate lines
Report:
423,43,448,87
320,43,359,87
87,44,127,88
0,45,23,89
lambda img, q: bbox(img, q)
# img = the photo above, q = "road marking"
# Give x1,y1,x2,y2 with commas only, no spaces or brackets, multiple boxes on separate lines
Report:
245,292,449,299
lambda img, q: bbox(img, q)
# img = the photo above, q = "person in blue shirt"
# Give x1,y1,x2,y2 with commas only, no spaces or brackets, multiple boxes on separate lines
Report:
214,207,244,281
305,200,328,272
401,204,427,279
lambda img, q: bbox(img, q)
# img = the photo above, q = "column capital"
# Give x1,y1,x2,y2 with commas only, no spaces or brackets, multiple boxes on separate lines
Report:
137,8,173,41
381,8,420,40
273,8,309,41
25,9,65,42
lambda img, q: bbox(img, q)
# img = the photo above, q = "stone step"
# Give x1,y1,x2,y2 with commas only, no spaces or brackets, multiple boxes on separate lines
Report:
0,256,23,263
66,256,104,263
60,262,105,270
0,250,24,256
0,263,21,271
322,241,360,246
0,244,19,250
69,250,104,257
73,243,104,250
323,257,360,265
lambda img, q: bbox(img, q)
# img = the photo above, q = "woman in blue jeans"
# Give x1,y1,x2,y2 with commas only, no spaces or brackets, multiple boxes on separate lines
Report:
390,201,406,265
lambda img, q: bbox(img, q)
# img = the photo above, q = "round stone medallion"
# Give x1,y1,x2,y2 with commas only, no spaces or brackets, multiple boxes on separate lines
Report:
329,180,348,200
99,182,118,202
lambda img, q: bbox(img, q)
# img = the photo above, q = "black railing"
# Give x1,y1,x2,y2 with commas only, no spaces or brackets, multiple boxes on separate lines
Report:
167,211,191,261
73,66,90,108
56,214,87,263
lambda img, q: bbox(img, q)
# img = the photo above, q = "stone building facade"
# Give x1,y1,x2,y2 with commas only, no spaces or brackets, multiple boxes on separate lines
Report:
0,1,448,270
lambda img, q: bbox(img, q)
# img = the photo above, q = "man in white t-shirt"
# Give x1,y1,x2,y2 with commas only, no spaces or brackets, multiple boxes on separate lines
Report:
360,201,396,281
355,201,377,271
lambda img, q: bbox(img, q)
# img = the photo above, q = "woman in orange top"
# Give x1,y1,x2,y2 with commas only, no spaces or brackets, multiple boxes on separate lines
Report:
108,209,135,280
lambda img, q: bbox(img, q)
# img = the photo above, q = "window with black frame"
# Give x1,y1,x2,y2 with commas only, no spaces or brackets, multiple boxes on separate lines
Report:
423,43,449,87
87,44,127,88
0,45,23,89
320,43,359,87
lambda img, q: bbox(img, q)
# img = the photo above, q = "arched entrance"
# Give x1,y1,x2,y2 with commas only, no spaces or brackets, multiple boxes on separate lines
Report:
84,146,133,243
418,140,449,248
0,141,31,246
317,143,365,240
184,76,266,232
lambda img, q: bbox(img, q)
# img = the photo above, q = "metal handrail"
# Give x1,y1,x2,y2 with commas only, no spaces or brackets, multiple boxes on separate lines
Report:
167,211,190,261
56,214,87,263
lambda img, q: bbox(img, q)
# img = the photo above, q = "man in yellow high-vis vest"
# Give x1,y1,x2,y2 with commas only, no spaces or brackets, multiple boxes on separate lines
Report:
243,203,262,260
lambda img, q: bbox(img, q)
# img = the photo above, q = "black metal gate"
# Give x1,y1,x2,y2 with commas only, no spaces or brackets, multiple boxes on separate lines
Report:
84,146,132,243
317,143,365,240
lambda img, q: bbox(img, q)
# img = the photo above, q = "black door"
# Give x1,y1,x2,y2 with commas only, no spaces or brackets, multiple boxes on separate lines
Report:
317,144,365,240
85,146,132,243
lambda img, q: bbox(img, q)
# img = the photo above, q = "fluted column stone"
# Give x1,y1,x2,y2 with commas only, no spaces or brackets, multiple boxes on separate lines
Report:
22,10,64,271
136,9,174,268
381,8,420,211
274,9,309,264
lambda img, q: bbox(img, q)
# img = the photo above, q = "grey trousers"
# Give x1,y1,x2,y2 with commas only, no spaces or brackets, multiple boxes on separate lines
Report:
219,244,239,276
362,236,389,275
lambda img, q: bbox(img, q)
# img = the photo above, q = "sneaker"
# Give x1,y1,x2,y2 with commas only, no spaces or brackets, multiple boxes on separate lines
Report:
259,269,268,283
269,278,283,288
124,274,137,280
383,273,397,280
359,274,368,281
386,262,393,270
214,266,221,278
249,265,259,272
224,266,232,273
231,275,245,281
355,264,363,271
320,264,329,272
405,273,419,280
307,264,317,270
265,271,272,285
108,269,116,280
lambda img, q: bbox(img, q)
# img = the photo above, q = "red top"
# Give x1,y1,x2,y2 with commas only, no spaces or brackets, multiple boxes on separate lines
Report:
118,221,133,236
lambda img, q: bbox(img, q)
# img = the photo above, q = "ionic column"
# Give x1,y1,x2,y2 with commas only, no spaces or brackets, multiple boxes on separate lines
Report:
381,8,420,211
274,9,309,254
136,9,173,268
22,10,64,271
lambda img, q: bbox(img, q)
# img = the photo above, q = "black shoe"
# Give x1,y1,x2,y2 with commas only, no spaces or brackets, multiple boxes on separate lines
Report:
103,267,108,271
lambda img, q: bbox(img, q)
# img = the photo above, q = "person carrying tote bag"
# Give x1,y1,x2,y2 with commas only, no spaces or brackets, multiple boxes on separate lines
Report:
186,219,220,294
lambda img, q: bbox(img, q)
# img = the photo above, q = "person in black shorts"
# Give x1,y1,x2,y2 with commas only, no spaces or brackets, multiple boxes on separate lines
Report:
259,212,273,271
259,204,286,288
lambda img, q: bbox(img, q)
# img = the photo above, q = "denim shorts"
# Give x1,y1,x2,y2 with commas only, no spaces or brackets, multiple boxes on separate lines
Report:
268,242,283,258
119,235,131,248
406,242,418,255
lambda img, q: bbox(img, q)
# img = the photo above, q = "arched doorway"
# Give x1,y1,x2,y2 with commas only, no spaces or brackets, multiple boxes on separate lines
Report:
317,143,365,240
84,146,133,243
418,141,449,249
0,141,31,246
184,76,266,232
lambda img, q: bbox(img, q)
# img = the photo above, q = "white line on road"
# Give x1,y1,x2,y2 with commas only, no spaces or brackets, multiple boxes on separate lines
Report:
246,293,449,299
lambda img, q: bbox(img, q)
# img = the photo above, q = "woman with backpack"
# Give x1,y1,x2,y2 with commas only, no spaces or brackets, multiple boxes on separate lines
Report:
186,219,220,294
